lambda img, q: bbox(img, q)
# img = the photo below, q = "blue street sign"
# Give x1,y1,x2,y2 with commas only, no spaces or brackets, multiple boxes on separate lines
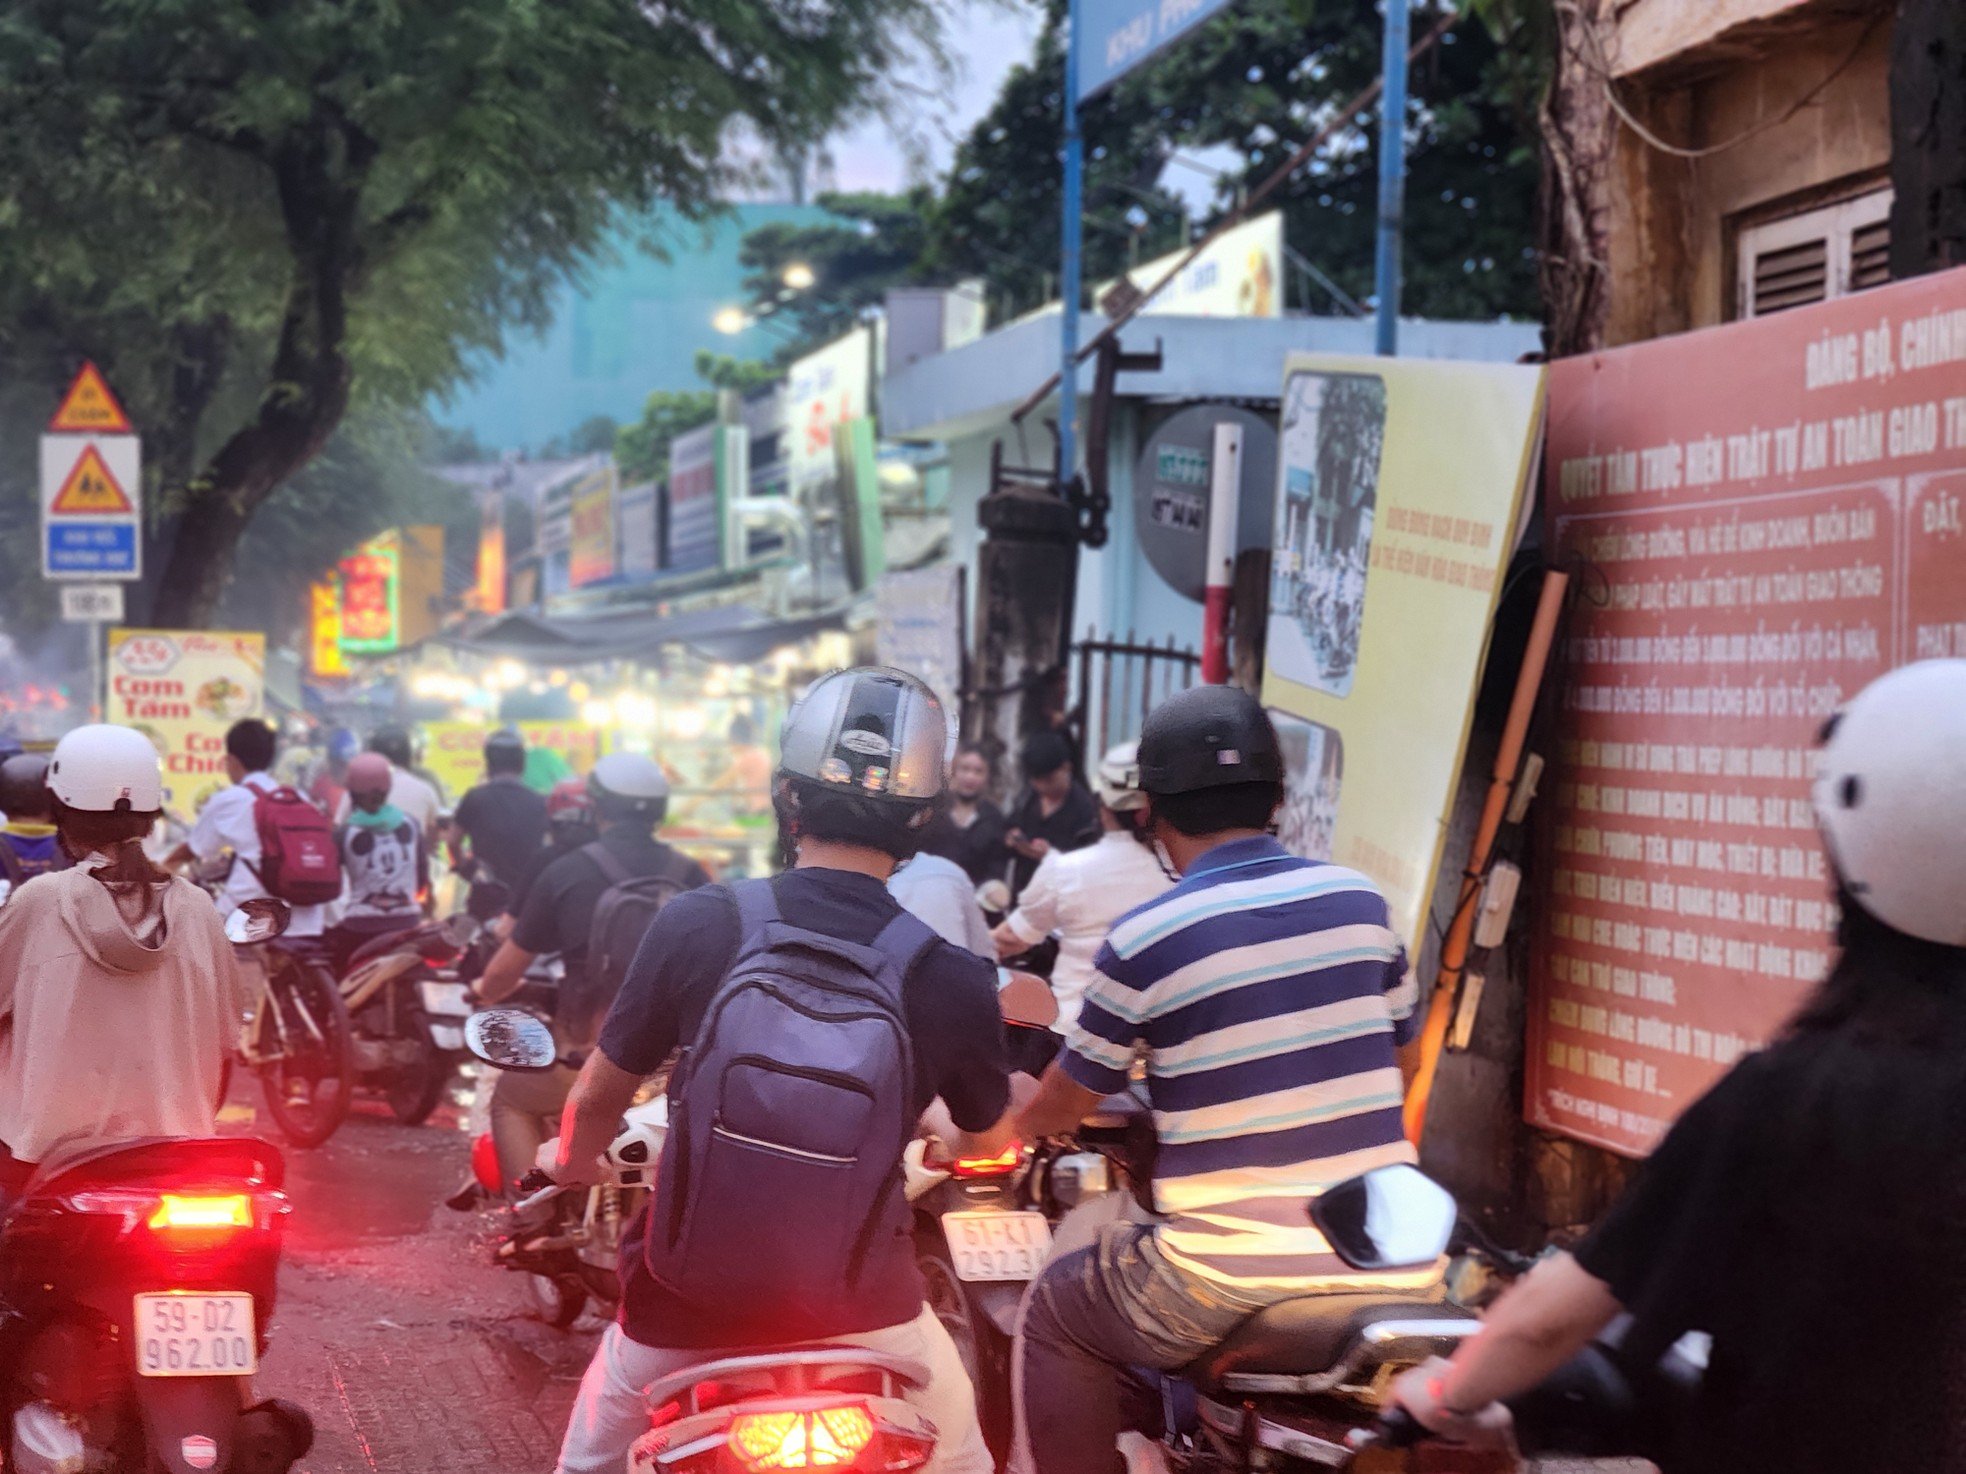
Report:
46,522,137,577
1078,0,1239,99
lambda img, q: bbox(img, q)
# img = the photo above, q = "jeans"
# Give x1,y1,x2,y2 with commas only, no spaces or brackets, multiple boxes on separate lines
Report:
1013,1221,1271,1474
488,1059,578,1190
555,1305,992,1474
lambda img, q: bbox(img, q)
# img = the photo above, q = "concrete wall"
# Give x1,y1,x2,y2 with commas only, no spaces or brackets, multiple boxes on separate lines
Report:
1606,9,1893,345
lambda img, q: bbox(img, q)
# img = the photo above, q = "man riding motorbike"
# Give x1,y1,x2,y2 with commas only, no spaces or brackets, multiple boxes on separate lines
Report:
1391,659,1966,1474
0,725,243,1198
1008,686,1427,1474
544,667,1016,1474
450,727,547,889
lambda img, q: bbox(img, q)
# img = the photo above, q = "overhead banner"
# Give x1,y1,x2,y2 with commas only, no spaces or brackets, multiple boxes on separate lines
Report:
1097,212,1283,321
787,328,873,501
1527,267,1966,1157
568,462,618,588
104,629,266,817
1261,355,1545,951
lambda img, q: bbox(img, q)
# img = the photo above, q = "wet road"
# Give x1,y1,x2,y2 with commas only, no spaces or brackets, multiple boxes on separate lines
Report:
223,1076,600,1473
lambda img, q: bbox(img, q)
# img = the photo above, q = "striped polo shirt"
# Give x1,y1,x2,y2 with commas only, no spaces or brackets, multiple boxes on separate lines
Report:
1062,835,1434,1293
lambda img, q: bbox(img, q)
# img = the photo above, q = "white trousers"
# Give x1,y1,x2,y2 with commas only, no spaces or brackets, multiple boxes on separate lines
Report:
555,1304,993,1474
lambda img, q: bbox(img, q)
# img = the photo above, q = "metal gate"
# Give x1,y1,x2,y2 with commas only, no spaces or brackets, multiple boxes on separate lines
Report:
1069,628,1201,768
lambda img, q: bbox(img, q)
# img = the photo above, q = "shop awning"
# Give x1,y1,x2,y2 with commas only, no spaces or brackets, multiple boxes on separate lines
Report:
440,602,846,666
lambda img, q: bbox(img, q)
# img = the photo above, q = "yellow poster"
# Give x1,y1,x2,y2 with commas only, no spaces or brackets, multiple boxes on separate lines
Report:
104,629,267,819
424,721,491,803
518,721,600,777
1260,356,1545,949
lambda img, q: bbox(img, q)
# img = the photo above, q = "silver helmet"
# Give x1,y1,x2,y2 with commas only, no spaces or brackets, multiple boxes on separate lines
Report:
779,667,947,804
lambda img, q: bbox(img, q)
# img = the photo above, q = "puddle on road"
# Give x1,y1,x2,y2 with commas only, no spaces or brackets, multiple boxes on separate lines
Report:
275,1113,473,1244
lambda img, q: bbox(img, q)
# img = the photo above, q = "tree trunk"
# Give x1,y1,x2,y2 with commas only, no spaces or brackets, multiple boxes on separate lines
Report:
1890,0,1966,278
1539,0,1618,356
148,133,359,629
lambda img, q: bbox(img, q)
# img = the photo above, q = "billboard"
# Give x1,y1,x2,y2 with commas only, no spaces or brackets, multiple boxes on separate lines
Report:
787,328,873,500
1527,266,1966,1157
1096,212,1283,320
337,535,400,653
1261,354,1546,951
568,462,618,588
105,629,265,818
666,423,721,575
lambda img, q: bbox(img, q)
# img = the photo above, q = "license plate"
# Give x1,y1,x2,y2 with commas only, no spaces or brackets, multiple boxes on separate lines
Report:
940,1211,1052,1282
134,1294,258,1377
419,980,473,1018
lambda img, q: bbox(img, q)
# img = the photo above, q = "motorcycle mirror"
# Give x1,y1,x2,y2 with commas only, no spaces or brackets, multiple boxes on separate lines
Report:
224,897,293,945
464,1009,558,1072
466,879,512,922
997,968,1059,1030
1309,1164,1458,1272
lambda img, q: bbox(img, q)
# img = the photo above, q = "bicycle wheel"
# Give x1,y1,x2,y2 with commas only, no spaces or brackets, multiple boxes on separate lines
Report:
256,950,355,1149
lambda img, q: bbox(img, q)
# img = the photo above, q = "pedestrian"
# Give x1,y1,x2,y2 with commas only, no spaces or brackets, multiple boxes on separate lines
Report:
0,754,69,886
449,728,548,888
889,848,994,955
472,753,709,1192
919,742,1010,887
166,719,331,941
0,725,242,1199
991,740,1173,1062
321,753,428,975
335,725,442,839
1003,729,1098,901
1010,686,1424,1474
1391,659,1966,1474
544,667,1012,1474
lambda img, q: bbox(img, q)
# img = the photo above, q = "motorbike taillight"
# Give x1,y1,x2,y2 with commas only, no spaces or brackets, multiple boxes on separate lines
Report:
148,1194,253,1231
948,1141,1022,1179
65,1189,284,1237
728,1404,874,1470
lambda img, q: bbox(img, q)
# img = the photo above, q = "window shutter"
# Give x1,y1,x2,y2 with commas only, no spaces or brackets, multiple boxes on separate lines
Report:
1736,187,1894,320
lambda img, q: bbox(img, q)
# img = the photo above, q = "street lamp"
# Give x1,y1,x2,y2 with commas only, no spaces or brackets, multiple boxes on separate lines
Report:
782,261,817,291
712,305,751,335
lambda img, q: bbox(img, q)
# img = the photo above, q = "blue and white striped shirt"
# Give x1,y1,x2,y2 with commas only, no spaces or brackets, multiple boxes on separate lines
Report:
1061,835,1429,1292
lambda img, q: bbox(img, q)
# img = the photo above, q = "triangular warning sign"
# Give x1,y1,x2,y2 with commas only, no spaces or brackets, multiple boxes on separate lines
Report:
50,361,132,434
50,444,134,515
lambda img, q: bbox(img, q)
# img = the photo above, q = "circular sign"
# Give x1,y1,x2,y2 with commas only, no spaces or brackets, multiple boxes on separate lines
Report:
1134,404,1279,603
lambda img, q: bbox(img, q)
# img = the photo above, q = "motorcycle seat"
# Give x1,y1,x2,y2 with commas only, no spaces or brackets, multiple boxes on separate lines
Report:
346,926,422,968
1188,1293,1477,1389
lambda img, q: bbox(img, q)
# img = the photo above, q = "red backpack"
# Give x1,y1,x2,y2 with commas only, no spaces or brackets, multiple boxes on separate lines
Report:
247,784,343,906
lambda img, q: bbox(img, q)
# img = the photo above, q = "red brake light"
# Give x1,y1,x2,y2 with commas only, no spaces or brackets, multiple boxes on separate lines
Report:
148,1194,253,1231
728,1404,874,1469
953,1142,1022,1178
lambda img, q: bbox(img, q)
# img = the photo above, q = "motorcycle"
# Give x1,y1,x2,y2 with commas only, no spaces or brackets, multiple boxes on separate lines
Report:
461,1010,663,1329
0,901,314,1474
464,1009,941,1474
335,914,478,1126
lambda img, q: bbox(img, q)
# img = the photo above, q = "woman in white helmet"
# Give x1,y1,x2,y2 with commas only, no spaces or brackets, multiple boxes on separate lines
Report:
1392,660,1966,1474
0,724,243,1196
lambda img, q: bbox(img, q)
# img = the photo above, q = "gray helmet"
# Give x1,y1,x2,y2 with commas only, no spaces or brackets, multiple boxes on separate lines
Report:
1137,685,1285,796
779,667,947,804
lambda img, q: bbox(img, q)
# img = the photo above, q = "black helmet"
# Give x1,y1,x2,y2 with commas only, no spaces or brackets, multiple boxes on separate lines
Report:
0,753,53,819
1136,686,1285,796
368,725,414,770
483,726,526,771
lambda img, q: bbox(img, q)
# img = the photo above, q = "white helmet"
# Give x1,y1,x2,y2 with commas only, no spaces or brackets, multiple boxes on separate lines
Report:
1812,660,1966,947
1091,740,1147,812
779,667,946,805
588,752,669,819
47,724,164,813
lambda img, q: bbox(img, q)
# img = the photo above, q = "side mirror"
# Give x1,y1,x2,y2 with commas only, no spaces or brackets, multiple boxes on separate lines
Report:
464,1009,558,1072
997,968,1059,1030
225,897,293,945
1309,1164,1458,1272
466,879,512,922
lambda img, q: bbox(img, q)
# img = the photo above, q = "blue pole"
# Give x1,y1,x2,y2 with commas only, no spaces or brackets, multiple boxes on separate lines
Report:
1059,0,1084,488
1374,0,1409,356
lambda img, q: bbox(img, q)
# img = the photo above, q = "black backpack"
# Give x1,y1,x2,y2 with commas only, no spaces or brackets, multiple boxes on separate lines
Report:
563,841,699,1047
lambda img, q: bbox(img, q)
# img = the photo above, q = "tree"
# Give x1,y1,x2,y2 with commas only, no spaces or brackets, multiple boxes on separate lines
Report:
615,391,719,485
737,189,935,356
1890,0,1966,278
694,350,784,394
0,0,942,629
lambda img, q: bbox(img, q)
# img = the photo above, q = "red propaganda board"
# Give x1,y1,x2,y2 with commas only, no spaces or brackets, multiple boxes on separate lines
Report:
1527,268,1966,1156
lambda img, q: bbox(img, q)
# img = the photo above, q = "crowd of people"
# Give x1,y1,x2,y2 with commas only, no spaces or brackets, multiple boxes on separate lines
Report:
0,657,1960,1474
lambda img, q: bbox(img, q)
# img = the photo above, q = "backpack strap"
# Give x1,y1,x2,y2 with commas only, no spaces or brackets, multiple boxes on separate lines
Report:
580,840,633,889
868,905,939,988
730,877,780,939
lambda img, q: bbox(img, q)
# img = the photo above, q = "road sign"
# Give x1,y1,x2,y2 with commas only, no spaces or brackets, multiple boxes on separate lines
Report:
41,433,142,580
1078,0,1240,99
49,361,133,434
60,584,125,623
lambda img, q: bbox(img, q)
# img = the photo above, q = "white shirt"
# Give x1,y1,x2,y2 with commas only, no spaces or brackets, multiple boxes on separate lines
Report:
186,771,328,937
333,764,441,838
1002,828,1173,1033
888,852,993,957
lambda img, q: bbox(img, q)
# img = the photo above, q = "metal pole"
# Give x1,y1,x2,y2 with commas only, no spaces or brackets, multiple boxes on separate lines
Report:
88,618,102,721
1201,423,1243,684
1374,0,1410,356
1058,0,1084,490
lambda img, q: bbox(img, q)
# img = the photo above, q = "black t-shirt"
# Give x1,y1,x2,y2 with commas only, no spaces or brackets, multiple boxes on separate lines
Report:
453,776,548,888
599,867,1013,1348
511,823,710,971
919,798,1011,887
1005,782,1100,896
1575,1030,1966,1474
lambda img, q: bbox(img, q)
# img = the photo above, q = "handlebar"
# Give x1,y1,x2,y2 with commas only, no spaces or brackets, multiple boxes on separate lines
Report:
513,1168,565,1214
1347,1407,1424,1454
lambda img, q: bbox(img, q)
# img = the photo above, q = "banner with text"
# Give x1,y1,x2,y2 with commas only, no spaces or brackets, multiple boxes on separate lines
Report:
1526,267,1966,1157
1261,355,1545,951
105,629,266,817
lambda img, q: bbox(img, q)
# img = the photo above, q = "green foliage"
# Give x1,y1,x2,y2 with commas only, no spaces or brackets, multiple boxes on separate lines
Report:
737,190,936,357
694,350,784,393
537,415,620,459
615,391,719,485
0,0,945,630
